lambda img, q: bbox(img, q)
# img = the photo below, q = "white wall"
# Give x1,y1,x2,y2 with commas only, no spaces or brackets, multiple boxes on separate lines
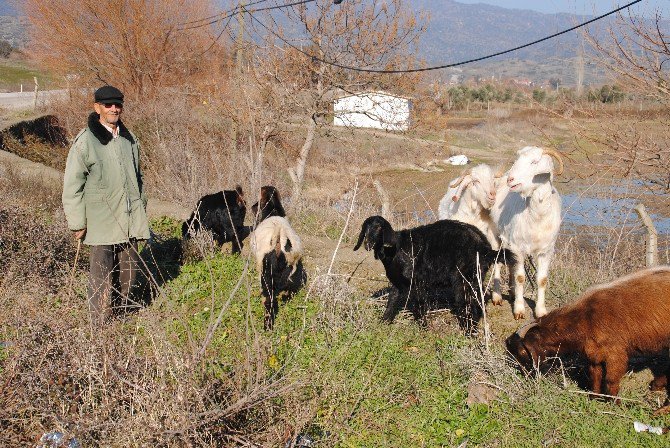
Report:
333,92,411,131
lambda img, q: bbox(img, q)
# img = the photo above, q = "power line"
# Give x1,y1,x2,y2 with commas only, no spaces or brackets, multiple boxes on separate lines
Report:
245,0,643,73
179,0,316,31
180,0,269,27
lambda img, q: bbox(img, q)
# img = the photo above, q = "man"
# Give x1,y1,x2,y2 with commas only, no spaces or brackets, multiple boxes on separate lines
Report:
62,85,150,323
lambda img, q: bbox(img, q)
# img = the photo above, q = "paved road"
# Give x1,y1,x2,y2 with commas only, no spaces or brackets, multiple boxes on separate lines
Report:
0,89,68,110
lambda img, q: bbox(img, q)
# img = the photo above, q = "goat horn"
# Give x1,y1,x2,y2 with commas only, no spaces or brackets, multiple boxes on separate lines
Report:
542,148,564,176
448,169,472,188
515,321,538,338
451,175,474,202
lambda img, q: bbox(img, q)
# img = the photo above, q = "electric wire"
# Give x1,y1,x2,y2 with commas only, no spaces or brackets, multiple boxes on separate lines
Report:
244,0,644,73
180,0,270,27
179,0,316,31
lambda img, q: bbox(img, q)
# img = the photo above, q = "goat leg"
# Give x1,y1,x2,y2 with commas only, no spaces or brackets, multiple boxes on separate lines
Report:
382,288,406,322
603,357,628,402
588,362,604,398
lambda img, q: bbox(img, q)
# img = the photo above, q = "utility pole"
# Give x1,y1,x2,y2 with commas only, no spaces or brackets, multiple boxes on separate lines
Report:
232,0,245,151
236,1,246,74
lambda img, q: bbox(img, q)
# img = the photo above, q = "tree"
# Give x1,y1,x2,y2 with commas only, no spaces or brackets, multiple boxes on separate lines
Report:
23,0,220,98
0,40,12,58
248,0,425,202
581,11,670,192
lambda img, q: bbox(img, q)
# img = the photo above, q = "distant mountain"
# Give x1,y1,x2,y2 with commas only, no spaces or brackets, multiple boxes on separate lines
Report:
413,0,599,63
0,0,18,17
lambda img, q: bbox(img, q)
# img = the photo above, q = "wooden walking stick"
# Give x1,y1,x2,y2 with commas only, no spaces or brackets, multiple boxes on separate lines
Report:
68,239,82,294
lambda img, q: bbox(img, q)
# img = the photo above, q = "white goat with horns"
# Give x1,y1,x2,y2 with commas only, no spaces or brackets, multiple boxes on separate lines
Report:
437,163,499,246
490,146,564,319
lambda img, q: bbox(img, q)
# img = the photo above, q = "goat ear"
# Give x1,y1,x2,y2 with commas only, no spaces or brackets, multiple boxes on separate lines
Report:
235,185,245,206
353,222,368,251
382,223,395,248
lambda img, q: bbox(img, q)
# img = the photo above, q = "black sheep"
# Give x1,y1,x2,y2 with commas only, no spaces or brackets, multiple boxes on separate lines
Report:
182,186,249,253
353,216,515,332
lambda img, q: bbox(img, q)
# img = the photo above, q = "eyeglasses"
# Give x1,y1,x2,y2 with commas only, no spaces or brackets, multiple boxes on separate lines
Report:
101,103,123,109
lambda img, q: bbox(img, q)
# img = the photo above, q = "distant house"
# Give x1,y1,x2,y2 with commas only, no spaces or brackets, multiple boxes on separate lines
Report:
333,91,412,131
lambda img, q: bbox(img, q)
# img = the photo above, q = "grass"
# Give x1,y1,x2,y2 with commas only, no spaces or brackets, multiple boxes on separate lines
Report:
136,221,668,446
0,59,55,92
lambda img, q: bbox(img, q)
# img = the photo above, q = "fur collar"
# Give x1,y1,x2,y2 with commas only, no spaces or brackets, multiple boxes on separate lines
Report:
87,112,135,145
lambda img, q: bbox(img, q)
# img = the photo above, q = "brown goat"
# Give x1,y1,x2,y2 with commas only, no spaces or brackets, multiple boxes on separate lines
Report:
506,266,670,402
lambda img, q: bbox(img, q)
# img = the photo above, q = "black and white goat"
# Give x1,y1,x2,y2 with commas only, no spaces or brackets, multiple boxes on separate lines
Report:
250,216,306,330
182,186,248,253
353,215,515,332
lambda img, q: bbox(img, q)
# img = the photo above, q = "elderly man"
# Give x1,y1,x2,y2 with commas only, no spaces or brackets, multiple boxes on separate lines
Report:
62,85,150,323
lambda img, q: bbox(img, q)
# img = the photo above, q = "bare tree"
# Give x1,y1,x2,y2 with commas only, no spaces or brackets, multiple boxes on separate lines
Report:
23,0,221,98
247,0,426,202
580,10,670,192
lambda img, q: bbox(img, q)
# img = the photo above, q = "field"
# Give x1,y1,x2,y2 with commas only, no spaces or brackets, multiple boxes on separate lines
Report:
1,97,670,446
0,59,56,93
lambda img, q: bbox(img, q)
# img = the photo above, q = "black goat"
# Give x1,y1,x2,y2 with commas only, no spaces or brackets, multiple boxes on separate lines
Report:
182,186,248,253
353,216,515,332
251,185,286,224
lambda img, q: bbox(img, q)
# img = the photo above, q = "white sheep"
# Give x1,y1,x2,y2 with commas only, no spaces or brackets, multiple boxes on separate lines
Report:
490,146,564,319
437,163,499,247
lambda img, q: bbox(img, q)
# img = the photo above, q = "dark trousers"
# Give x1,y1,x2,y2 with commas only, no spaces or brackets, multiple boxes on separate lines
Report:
88,240,142,324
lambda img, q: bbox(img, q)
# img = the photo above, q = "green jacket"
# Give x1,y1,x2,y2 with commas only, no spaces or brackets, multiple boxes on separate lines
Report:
62,112,150,245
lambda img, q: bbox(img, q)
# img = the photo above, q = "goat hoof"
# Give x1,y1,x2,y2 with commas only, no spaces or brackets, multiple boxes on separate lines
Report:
513,312,525,320
492,296,503,306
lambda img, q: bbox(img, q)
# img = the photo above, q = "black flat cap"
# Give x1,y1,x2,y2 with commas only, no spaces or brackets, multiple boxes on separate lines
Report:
94,85,124,105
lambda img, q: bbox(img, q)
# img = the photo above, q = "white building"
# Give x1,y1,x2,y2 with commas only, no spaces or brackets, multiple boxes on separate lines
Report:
333,91,411,131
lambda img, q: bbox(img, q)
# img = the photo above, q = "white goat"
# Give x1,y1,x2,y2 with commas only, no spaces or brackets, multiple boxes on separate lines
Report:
490,146,563,319
438,163,499,247
250,216,303,277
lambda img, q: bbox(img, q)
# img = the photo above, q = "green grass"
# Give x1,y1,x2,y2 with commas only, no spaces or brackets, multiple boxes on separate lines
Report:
0,60,56,91
151,251,668,446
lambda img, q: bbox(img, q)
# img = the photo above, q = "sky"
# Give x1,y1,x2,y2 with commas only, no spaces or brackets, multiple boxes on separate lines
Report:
454,0,667,15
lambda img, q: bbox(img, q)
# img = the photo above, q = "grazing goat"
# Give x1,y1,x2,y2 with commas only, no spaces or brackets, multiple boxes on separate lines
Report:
353,215,515,332
490,146,564,319
250,216,306,330
182,186,248,254
506,266,670,404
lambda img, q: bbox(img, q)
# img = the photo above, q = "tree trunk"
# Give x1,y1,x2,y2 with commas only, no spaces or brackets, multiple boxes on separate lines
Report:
288,114,317,202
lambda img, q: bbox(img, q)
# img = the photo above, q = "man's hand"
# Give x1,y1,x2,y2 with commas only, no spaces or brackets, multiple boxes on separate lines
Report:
73,229,86,240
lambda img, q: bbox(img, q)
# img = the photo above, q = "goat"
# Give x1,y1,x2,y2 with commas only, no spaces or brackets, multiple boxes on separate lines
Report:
250,185,286,224
438,163,500,251
353,215,515,332
490,146,564,319
506,266,670,405
250,216,306,330
182,186,248,254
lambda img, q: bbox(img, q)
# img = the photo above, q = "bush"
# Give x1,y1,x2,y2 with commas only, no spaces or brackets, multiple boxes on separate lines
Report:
0,39,12,58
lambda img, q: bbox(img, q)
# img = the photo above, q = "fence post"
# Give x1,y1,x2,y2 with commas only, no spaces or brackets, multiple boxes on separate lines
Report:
634,203,658,267
33,76,39,110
